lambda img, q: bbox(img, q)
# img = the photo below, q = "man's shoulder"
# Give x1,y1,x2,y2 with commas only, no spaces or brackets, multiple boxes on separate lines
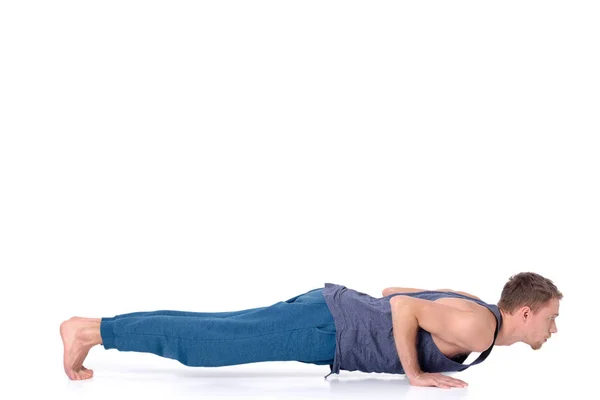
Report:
434,297,497,339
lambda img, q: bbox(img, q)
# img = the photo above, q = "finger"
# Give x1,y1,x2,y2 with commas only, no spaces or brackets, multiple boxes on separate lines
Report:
438,376,459,384
443,376,467,386
436,378,458,388
441,377,465,388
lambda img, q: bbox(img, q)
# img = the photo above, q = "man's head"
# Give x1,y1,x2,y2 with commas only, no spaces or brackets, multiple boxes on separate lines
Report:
497,272,562,350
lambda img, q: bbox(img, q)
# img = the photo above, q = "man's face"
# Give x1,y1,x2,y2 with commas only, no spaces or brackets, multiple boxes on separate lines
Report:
527,298,560,350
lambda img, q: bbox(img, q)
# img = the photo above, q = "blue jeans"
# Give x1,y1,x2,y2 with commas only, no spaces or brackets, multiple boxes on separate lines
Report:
100,287,336,367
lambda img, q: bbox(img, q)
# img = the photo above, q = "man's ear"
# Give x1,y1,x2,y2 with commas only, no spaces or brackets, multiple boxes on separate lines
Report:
520,306,532,323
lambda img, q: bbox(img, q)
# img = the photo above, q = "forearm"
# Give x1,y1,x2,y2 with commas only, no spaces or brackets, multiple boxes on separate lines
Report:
390,299,422,379
383,287,427,296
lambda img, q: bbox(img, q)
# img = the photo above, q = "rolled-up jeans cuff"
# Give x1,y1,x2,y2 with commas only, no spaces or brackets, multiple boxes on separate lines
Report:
100,317,116,349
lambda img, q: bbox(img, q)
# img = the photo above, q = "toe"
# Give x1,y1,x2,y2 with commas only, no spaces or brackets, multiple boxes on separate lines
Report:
79,368,91,379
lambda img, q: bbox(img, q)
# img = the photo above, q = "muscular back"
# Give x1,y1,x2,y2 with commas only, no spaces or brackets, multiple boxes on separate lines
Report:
430,297,495,358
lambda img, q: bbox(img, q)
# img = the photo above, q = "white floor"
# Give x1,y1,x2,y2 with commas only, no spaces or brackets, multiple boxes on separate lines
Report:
11,332,578,400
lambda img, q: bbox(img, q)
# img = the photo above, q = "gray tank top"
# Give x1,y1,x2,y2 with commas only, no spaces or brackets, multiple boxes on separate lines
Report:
321,282,503,379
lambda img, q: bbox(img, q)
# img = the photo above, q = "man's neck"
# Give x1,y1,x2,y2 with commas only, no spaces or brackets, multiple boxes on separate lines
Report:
494,308,521,346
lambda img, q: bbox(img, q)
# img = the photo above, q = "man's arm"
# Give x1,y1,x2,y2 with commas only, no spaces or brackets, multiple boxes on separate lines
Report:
383,287,481,300
435,289,482,300
390,296,493,378
382,287,428,296
390,296,422,379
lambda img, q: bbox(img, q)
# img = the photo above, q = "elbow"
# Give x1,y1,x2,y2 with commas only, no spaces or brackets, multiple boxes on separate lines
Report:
390,294,409,307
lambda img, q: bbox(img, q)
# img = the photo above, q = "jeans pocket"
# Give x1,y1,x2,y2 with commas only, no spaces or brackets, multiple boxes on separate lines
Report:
315,322,336,335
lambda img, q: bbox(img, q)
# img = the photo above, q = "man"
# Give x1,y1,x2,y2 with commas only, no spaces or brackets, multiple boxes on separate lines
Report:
60,271,562,389
382,271,561,388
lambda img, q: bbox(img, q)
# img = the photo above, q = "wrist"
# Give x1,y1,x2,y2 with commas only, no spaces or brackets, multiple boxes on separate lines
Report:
406,371,423,380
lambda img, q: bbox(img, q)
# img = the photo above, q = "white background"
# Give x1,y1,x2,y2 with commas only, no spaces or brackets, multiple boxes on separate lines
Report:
1,1,598,399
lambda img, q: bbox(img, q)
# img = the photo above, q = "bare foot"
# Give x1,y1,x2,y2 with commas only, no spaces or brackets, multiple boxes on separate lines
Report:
60,317,101,380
